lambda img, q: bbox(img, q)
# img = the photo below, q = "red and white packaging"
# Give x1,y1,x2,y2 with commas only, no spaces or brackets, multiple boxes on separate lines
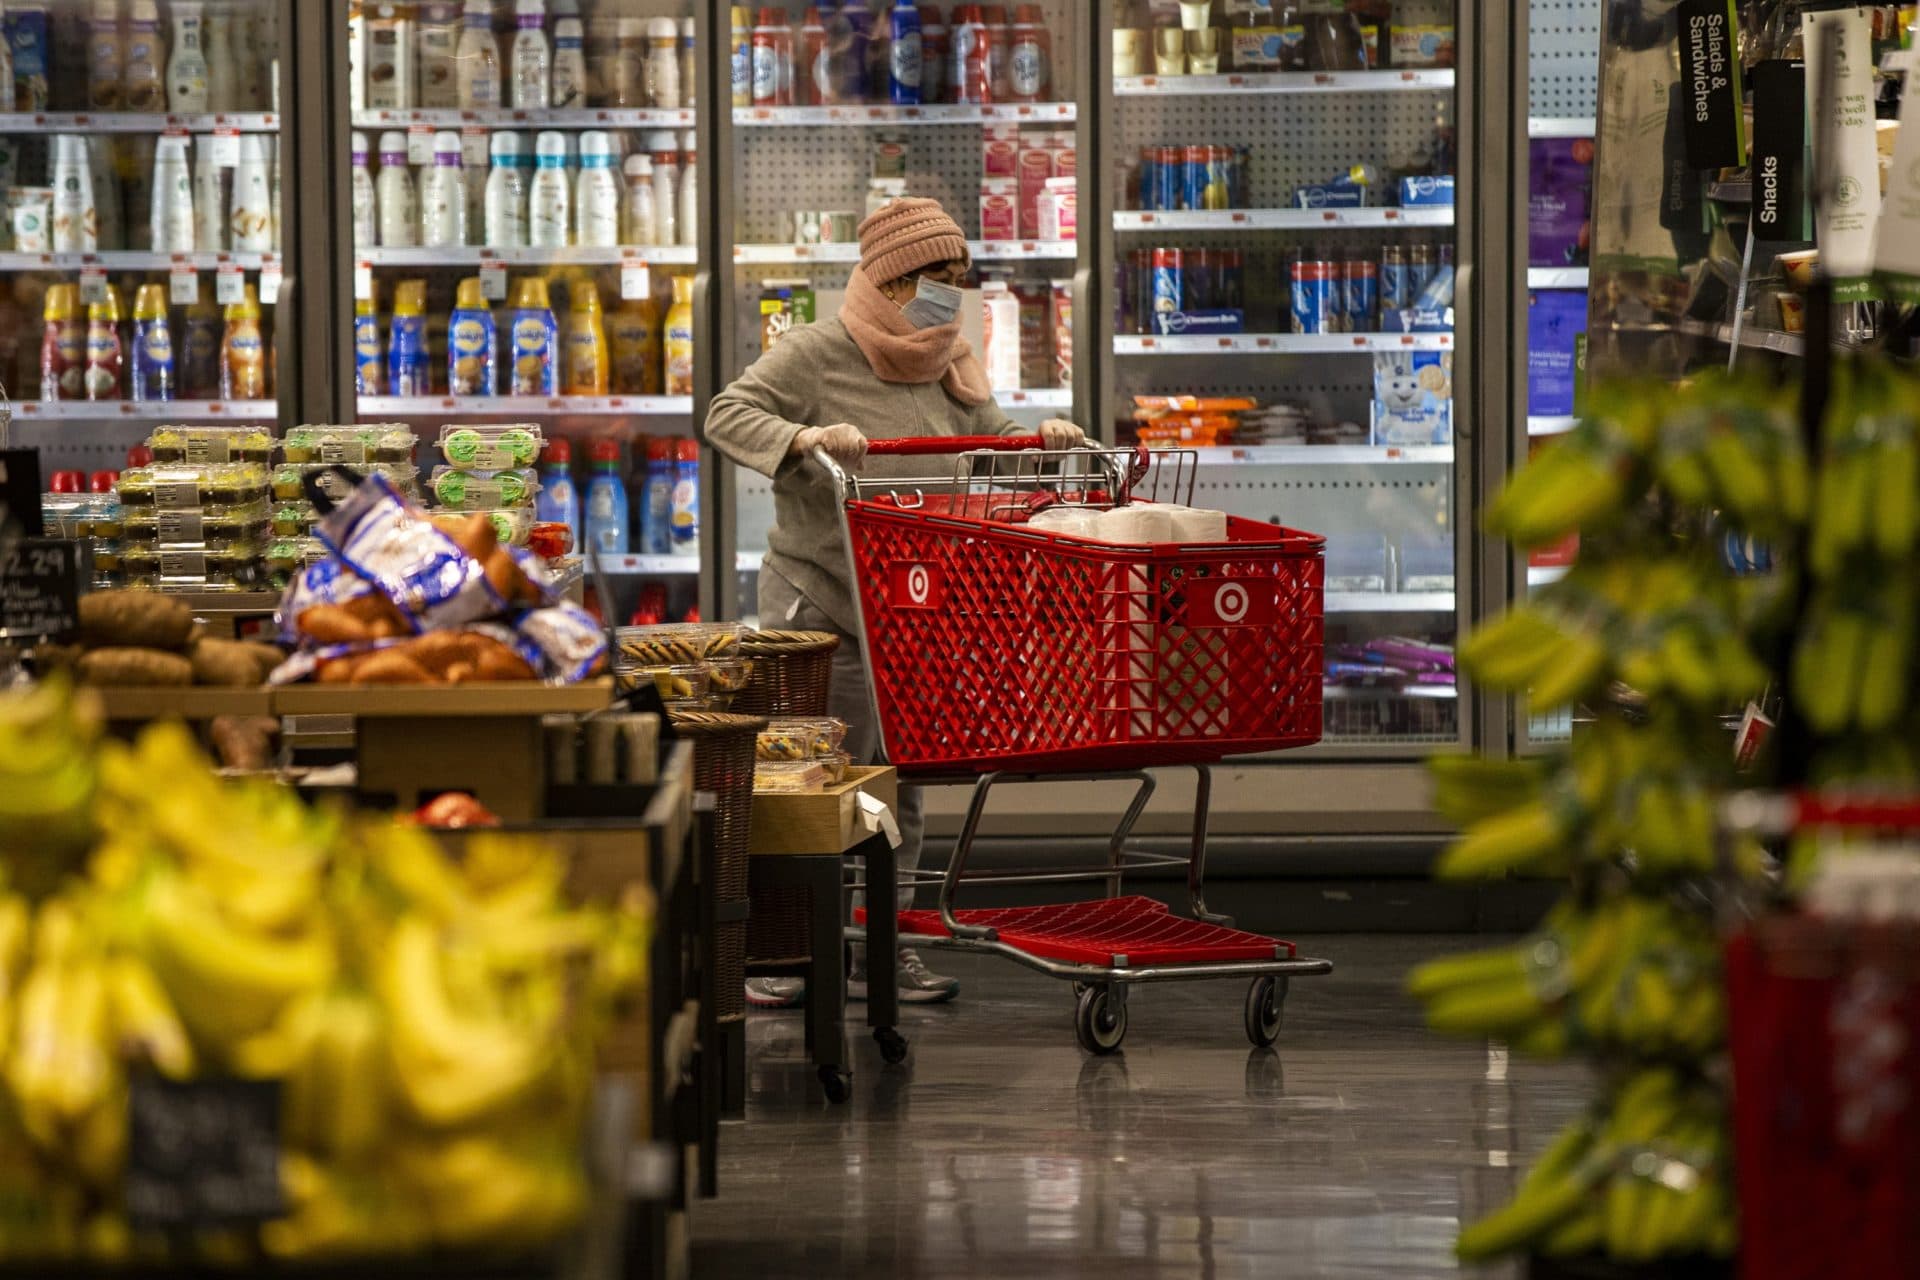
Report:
1049,279,1073,388
981,280,1021,389
979,180,1018,241
1049,130,1077,177
982,124,1019,179
1011,278,1051,390
1036,176,1076,241
1016,137,1053,239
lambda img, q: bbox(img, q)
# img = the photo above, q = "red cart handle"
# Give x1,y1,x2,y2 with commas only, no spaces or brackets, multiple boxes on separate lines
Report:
863,435,1046,456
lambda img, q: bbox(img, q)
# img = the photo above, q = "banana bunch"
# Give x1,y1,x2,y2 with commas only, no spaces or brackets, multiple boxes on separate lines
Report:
1792,577,1917,736
1458,1069,1734,1263
1809,359,1920,579
1655,374,1809,536
0,679,103,890
1409,894,1721,1059
1485,385,1664,549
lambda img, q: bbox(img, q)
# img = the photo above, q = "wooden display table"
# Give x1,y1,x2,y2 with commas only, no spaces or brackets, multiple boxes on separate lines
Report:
92,685,275,722
746,766,906,1099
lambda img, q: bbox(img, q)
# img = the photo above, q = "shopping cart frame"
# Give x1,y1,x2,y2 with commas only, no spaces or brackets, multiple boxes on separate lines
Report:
814,435,1332,1054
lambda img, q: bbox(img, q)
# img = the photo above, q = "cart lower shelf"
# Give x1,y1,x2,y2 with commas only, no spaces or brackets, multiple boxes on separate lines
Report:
859,894,1299,967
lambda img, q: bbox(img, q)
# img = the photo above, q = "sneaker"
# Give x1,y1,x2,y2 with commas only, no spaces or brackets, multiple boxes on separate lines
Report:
845,949,961,1004
745,977,805,1009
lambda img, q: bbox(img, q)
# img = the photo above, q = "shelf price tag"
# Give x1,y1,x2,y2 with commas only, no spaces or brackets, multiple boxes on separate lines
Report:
215,264,245,305
406,126,434,166
78,266,108,304
169,264,199,305
353,261,373,301
259,257,282,305
209,128,241,168
478,259,507,300
620,258,650,301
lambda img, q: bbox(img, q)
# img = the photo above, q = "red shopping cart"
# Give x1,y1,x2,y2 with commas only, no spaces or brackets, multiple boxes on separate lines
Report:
823,435,1332,1054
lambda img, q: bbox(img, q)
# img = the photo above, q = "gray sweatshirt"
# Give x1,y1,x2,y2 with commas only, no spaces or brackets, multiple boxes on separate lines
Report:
704,317,1020,636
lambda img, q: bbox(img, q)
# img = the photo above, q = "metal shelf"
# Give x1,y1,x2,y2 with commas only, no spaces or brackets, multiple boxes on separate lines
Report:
357,395,693,416
1325,591,1456,614
1527,115,1597,138
1677,318,1806,357
994,388,1072,409
1528,565,1572,587
732,101,1075,126
1184,444,1453,465
0,251,275,271
1114,208,1454,232
1323,684,1458,701
1115,332,1453,356
350,107,693,128
602,554,701,576
9,399,277,421
733,240,1074,265
359,245,699,266
1528,415,1579,436
0,111,278,132
1115,69,1456,96
1527,267,1590,289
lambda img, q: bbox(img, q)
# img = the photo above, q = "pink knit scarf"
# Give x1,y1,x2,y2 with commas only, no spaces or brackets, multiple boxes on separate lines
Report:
838,266,993,407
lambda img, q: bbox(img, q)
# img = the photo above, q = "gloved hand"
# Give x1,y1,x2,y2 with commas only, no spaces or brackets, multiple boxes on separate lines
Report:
797,423,870,468
1038,419,1087,450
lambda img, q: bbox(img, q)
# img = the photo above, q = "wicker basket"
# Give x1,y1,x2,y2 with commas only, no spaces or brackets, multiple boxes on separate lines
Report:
739,630,841,968
732,630,840,719
670,710,768,1025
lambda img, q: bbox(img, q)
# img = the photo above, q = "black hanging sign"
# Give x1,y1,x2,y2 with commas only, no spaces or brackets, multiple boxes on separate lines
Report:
1678,0,1746,170
1750,60,1808,241
0,538,86,641
125,1077,286,1228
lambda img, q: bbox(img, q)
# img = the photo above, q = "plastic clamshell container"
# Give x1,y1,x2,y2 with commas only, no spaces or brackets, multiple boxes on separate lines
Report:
118,463,270,509
431,466,539,510
753,761,830,793
757,722,822,762
613,622,743,667
147,425,276,465
122,498,272,547
426,508,532,547
438,424,544,470
281,424,417,465
272,462,421,504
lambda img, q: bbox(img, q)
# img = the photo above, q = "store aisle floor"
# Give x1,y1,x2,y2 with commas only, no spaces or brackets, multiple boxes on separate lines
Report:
693,934,1586,1279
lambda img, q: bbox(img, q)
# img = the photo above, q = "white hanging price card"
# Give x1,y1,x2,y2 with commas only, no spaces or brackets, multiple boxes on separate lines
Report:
215,264,245,305
169,265,199,305
406,127,434,166
78,267,108,304
478,261,507,300
620,259,650,301
354,262,372,301
259,258,282,305
209,129,241,167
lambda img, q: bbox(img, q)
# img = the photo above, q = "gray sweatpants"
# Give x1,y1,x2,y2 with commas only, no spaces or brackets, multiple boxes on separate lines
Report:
757,570,925,913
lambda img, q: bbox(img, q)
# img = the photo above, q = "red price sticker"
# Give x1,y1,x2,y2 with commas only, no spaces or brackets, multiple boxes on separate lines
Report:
620,259,650,301
478,261,507,300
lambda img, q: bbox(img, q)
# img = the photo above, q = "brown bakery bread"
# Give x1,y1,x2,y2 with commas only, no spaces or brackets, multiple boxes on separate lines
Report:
78,591,195,649
77,647,194,686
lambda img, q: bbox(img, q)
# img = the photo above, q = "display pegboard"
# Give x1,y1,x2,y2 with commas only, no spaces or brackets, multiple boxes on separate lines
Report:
1528,0,1602,121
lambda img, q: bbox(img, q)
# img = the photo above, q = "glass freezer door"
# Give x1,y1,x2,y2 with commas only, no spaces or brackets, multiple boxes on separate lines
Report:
3,0,291,591
1101,0,1464,752
718,0,1085,625
344,0,707,627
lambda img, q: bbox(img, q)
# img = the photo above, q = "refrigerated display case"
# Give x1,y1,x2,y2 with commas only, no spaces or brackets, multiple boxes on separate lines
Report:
2,0,299,593
1095,0,1469,753
341,0,711,625
714,0,1090,623
1515,0,1599,751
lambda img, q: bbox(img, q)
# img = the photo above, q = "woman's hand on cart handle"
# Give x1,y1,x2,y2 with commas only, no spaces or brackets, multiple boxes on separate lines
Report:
1039,419,1086,450
865,435,1048,456
794,423,869,469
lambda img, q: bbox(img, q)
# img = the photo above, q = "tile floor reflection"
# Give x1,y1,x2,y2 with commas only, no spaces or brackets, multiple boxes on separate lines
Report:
693,935,1587,1279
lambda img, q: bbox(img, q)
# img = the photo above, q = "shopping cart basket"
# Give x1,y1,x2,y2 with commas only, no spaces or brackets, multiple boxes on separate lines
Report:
822,434,1333,1054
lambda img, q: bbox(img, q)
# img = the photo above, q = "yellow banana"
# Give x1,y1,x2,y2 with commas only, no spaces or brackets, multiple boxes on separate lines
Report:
1435,801,1572,880
103,954,195,1079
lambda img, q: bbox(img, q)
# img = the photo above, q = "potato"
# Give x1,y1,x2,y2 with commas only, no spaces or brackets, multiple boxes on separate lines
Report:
78,591,194,649
238,641,287,682
191,638,267,687
77,647,193,687
209,715,279,771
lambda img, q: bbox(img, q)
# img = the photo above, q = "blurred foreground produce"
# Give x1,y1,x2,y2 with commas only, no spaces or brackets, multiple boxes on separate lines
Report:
0,680,649,1265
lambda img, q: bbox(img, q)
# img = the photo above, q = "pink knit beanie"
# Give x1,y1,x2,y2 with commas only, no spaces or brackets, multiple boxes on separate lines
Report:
857,197,971,284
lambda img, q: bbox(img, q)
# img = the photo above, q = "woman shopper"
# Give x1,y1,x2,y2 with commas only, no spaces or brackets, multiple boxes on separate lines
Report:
707,197,1085,1008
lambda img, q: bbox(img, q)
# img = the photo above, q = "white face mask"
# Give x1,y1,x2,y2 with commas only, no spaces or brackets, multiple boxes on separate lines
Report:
899,276,964,330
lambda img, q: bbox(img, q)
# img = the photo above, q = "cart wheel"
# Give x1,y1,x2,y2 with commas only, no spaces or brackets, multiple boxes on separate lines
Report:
1075,985,1127,1055
819,1065,852,1104
1072,981,1093,998
1244,976,1287,1048
874,1027,909,1065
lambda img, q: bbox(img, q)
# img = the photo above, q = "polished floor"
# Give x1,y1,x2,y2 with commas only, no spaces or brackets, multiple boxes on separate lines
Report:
693,935,1588,1279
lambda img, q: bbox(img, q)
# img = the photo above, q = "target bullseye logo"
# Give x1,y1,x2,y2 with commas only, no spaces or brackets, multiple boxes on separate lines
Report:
890,561,944,610
1193,579,1270,627
1213,582,1250,624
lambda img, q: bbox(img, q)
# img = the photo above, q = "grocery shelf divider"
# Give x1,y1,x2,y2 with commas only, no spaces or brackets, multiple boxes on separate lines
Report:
1526,115,1597,137
732,241,1075,265
1528,415,1579,436
0,252,276,272
0,111,277,132
360,246,700,267
356,395,695,417
731,102,1077,127
1114,208,1456,231
1114,68,1456,96
1325,591,1458,614
1114,332,1454,356
349,107,694,128
1527,266,1590,289
1182,444,1454,466
10,400,280,421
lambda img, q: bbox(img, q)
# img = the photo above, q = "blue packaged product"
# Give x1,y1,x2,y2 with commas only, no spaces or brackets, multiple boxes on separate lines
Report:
128,286,174,402
642,438,674,554
535,438,582,551
1399,175,1456,207
4,6,49,108
670,439,699,554
1372,349,1453,446
887,2,922,104
386,281,430,398
1526,288,1587,417
1343,260,1379,333
506,277,559,397
1409,265,1455,332
1153,309,1246,337
353,301,384,395
583,438,629,557
1149,146,1180,212
1379,245,1414,314
447,277,498,397
1288,259,1339,335
1291,183,1366,209
1151,248,1183,320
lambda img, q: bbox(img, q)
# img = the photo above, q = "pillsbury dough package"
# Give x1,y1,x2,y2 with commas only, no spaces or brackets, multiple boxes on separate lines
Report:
1371,350,1453,446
